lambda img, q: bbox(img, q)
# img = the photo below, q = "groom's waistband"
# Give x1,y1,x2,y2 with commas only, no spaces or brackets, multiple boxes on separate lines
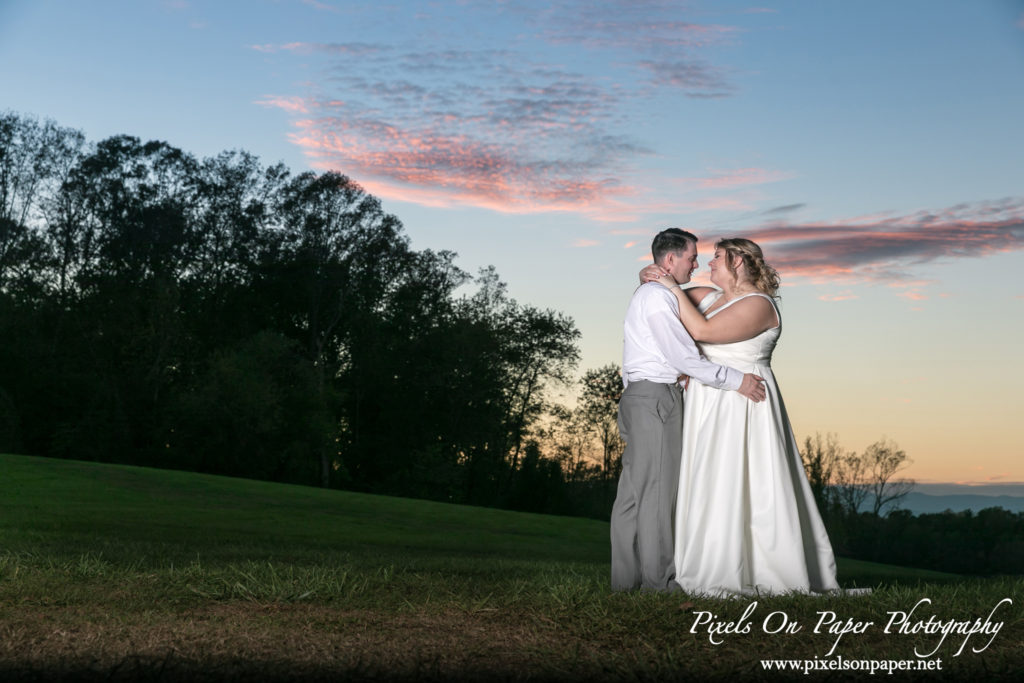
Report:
623,378,682,394
625,373,680,386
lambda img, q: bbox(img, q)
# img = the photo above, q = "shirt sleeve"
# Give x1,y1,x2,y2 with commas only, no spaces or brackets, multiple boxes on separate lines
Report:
646,293,743,391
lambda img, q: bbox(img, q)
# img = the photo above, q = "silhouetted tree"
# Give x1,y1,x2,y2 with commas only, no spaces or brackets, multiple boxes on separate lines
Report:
800,431,846,514
577,364,624,500
862,438,915,515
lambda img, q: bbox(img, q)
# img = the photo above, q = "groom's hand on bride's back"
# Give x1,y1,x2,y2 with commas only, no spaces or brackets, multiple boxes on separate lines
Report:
738,373,767,402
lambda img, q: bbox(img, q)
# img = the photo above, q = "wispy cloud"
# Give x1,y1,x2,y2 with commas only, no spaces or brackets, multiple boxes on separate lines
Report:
255,42,647,214
889,280,933,301
817,292,858,302
251,3,746,215
572,238,600,247
762,203,806,216
255,95,311,113
731,198,1024,288
526,2,740,99
678,167,795,190
527,1,739,51
636,59,733,98
283,114,633,213
251,41,383,56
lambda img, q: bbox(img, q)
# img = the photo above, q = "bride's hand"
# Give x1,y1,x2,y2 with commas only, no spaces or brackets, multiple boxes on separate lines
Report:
639,264,675,288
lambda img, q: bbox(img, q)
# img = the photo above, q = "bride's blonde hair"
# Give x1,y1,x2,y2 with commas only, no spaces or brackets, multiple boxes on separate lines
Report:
716,238,780,297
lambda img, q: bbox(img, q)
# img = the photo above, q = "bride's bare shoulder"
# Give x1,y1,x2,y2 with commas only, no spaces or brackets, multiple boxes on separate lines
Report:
730,293,780,327
684,286,718,304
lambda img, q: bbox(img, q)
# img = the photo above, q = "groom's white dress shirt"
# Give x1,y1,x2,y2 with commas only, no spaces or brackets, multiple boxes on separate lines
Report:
622,282,742,391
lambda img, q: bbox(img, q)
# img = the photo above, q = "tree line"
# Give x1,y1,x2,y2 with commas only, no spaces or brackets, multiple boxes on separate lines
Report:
0,111,589,511
800,433,1022,576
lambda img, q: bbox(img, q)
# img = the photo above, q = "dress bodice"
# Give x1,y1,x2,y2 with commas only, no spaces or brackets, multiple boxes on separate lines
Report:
697,291,780,367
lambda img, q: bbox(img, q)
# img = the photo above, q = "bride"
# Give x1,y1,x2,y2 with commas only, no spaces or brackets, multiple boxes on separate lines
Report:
641,237,839,596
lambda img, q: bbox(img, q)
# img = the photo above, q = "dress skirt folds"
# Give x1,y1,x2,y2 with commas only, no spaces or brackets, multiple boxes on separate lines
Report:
673,292,839,597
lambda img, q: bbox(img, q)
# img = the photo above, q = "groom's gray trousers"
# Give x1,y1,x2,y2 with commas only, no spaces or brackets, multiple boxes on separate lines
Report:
611,379,682,592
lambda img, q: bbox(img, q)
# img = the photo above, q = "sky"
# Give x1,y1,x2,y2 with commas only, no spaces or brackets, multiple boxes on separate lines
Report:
2,0,1022,485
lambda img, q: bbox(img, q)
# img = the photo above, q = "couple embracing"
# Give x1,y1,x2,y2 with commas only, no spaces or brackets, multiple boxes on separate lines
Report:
611,228,838,597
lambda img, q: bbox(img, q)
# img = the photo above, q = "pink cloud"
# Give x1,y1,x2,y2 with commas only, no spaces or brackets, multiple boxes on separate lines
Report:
817,292,859,302
888,280,933,301
252,7,742,216
280,90,639,214
623,241,637,248
323,165,629,217
573,239,600,247
255,95,311,113
733,200,1024,286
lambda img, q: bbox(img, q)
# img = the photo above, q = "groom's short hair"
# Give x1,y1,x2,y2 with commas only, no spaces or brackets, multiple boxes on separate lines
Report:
652,228,698,264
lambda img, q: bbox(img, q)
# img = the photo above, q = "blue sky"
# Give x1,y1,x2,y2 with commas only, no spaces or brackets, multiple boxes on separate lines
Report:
2,0,1023,482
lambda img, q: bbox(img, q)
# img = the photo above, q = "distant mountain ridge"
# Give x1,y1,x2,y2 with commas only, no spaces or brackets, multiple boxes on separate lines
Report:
894,489,1024,515
912,483,1024,497
845,483,1024,515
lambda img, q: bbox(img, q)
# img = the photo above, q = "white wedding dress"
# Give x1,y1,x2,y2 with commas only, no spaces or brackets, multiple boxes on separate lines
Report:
673,291,839,596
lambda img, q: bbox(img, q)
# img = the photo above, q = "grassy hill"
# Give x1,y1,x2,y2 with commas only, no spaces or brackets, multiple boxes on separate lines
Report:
1,453,1020,681
1,452,608,565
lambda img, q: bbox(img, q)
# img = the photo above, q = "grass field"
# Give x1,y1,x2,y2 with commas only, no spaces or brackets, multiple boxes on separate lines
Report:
1,453,1021,681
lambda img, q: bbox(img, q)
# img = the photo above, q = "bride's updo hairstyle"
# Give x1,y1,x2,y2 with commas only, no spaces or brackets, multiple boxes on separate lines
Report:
716,238,780,297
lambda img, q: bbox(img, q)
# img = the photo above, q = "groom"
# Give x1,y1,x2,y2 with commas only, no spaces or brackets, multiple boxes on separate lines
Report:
611,228,766,592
